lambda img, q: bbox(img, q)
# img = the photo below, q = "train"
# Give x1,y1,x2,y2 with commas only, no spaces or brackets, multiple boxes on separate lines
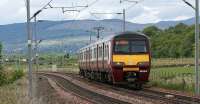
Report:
78,32,151,89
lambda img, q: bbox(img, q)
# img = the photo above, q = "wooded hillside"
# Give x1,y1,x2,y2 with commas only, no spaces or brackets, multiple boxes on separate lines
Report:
142,23,195,58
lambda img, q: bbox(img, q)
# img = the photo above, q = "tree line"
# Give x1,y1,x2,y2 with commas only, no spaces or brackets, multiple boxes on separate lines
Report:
142,23,195,58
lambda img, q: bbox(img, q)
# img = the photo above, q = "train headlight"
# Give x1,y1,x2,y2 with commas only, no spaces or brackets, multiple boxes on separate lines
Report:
112,62,124,69
138,62,149,69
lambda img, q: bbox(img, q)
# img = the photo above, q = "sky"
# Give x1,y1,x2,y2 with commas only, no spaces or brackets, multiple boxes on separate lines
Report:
0,0,195,25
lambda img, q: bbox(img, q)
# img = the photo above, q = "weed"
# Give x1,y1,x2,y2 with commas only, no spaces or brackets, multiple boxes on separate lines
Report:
9,70,24,83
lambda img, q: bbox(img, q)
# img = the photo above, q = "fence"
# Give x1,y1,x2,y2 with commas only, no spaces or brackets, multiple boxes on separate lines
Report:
152,58,195,68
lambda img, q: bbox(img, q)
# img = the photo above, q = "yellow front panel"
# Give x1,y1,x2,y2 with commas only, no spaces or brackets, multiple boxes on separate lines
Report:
113,54,150,71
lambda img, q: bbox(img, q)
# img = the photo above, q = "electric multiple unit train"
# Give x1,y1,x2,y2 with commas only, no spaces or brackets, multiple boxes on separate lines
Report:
78,32,151,89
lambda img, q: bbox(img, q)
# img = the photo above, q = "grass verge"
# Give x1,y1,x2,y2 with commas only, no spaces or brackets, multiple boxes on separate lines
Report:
0,77,30,104
150,66,195,93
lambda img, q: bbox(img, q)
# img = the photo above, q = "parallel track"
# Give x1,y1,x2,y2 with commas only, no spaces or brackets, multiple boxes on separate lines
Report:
63,72,200,104
40,73,131,104
142,89,200,104
39,72,200,104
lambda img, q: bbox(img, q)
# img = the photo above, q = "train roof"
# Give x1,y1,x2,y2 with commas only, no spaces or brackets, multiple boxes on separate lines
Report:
116,31,149,39
79,31,149,51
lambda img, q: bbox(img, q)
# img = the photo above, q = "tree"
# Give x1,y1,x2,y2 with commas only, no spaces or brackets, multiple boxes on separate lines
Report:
64,53,70,59
180,30,194,57
143,23,195,58
142,26,161,37
173,23,188,34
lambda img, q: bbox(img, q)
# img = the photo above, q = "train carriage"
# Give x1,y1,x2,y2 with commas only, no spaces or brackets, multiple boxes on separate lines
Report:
78,32,151,89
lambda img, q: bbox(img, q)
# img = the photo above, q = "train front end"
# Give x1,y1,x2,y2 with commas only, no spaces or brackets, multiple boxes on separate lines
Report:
111,32,151,87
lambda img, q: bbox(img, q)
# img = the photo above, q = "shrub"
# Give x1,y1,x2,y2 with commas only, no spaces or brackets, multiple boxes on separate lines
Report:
0,43,24,85
0,43,5,85
0,71,6,86
10,70,24,83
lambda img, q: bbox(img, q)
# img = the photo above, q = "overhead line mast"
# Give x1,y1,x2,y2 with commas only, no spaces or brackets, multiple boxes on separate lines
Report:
182,0,199,95
26,0,32,98
194,0,200,96
26,0,98,98
93,27,104,40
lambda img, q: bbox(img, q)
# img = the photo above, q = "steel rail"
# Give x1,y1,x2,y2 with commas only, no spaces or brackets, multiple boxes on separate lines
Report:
39,73,131,104
58,72,200,104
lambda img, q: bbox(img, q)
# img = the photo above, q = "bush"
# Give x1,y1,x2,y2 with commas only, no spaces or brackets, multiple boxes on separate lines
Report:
0,42,4,85
0,69,24,86
10,70,24,83
0,71,6,86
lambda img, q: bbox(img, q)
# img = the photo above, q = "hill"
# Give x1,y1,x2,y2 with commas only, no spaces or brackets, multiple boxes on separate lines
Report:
0,17,196,54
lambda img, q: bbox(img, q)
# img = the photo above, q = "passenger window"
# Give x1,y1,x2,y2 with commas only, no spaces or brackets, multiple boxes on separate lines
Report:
99,46,101,58
104,46,107,58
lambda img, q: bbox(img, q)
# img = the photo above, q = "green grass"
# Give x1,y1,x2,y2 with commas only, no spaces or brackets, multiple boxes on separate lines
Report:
0,77,39,104
0,63,25,86
151,66,194,75
150,66,195,93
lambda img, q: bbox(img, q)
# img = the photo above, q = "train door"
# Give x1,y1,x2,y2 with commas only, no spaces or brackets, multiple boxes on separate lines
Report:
102,43,105,71
96,44,99,71
85,49,87,70
98,43,103,71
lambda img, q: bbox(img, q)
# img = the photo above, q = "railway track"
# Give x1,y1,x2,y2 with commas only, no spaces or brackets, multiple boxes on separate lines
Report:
59,72,200,104
39,73,131,104
122,87,200,104
38,72,200,104
142,89,200,104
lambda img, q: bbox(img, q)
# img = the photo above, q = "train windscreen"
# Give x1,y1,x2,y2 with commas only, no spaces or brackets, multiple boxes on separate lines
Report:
114,40,147,54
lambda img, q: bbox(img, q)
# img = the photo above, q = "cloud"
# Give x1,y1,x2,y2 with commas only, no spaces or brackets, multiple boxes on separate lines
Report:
0,0,195,25
129,6,161,23
126,0,194,23
0,0,8,7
